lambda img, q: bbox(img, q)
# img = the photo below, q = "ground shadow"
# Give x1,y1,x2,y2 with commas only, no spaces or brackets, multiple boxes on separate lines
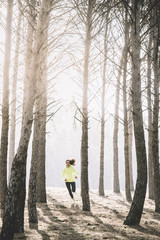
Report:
90,199,125,220
47,194,134,240
29,222,51,240
130,224,160,239
14,233,27,240
37,195,87,240
33,192,160,240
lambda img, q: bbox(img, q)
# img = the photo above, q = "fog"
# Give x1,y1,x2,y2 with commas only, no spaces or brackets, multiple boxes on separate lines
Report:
0,1,139,193
4,57,138,192
43,76,137,191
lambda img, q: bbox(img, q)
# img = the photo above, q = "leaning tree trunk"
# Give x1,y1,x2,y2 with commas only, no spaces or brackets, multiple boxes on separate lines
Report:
99,13,109,197
14,0,36,232
113,50,124,193
8,2,22,182
124,0,147,225
0,0,13,210
152,31,160,213
81,0,94,211
0,1,52,239
123,13,132,202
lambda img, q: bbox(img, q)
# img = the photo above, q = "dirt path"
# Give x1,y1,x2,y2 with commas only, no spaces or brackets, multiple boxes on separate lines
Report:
1,188,160,239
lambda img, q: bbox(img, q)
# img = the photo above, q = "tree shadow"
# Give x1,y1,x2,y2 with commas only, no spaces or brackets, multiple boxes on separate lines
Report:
47,194,132,240
81,210,133,240
14,233,27,240
151,212,160,221
29,222,52,240
129,224,160,239
116,199,131,208
36,196,87,240
83,211,160,240
90,199,125,220
36,193,160,240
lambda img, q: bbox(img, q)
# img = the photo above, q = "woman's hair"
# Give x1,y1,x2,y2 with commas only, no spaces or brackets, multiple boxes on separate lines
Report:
69,159,76,165
65,159,76,165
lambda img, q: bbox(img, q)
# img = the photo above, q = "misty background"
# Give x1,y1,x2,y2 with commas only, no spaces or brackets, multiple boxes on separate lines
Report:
0,1,140,192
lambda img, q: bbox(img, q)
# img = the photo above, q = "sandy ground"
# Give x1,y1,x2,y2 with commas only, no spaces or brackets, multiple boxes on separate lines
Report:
1,187,160,240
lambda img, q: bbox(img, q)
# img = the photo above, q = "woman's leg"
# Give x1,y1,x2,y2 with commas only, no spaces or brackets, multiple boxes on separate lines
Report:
71,182,76,193
65,182,73,198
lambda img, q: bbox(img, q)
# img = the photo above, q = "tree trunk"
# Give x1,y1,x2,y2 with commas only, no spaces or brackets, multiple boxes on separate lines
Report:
113,51,124,193
81,0,94,212
147,34,154,200
36,92,47,203
28,7,49,222
28,107,39,224
123,13,132,202
36,33,48,204
0,1,52,239
0,0,13,210
124,0,147,225
14,0,36,232
8,2,22,182
128,97,134,191
152,32,160,212
99,13,109,197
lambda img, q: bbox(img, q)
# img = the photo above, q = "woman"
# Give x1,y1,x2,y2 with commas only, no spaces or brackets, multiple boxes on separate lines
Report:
62,159,79,204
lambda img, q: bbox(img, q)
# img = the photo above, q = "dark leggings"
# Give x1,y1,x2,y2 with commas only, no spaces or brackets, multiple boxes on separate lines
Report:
65,182,76,199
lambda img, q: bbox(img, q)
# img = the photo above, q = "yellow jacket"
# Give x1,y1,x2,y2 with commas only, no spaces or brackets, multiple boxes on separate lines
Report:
62,166,79,182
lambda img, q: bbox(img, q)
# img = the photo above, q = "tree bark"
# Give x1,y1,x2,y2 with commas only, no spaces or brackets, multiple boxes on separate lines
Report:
36,33,48,204
28,5,49,222
128,97,134,191
113,52,124,193
36,91,47,203
124,0,147,225
147,33,154,200
152,29,160,212
14,0,36,232
99,13,109,197
8,2,22,182
123,13,132,202
28,107,39,224
0,1,52,239
28,60,48,221
0,0,13,210
81,0,94,211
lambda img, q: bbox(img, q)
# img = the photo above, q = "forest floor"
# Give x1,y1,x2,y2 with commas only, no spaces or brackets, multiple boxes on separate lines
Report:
1,187,160,240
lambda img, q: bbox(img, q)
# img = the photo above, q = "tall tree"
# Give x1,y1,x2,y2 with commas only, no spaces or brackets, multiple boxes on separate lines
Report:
123,11,132,202
28,17,49,223
99,11,109,197
81,0,95,211
27,0,38,224
147,28,154,200
14,0,37,232
36,46,48,203
0,0,53,239
152,2,160,212
0,0,13,210
113,51,124,193
128,97,134,191
36,65,47,203
8,2,22,181
124,0,147,225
